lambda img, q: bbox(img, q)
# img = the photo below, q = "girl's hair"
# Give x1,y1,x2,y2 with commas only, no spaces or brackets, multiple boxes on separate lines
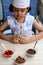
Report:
9,4,31,12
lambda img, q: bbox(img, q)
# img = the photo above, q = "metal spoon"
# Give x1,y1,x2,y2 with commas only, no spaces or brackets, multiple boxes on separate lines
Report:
33,41,37,49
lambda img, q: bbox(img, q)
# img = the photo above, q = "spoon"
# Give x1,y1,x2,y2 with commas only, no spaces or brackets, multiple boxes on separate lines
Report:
2,43,7,50
33,41,37,49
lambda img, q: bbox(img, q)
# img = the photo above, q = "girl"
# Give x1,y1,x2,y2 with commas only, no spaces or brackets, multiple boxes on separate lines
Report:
0,0,43,44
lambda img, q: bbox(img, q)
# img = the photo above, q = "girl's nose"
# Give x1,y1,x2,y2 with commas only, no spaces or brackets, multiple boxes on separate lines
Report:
17,10,21,15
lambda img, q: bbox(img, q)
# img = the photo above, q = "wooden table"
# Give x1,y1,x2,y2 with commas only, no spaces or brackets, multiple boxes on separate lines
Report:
0,38,43,65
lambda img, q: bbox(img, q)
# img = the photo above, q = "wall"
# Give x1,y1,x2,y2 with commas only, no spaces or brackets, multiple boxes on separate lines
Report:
0,0,3,21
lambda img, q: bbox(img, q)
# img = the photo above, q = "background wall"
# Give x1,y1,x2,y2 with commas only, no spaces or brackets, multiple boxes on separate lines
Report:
0,0,3,21
37,0,43,24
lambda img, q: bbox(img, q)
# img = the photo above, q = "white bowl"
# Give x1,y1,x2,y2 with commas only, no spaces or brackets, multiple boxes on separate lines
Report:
14,56,26,65
3,49,14,58
26,48,37,57
14,61,25,65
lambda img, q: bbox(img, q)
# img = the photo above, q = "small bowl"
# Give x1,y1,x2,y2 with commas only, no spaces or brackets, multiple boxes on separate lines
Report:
3,50,14,58
26,48,37,57
14,56,26,65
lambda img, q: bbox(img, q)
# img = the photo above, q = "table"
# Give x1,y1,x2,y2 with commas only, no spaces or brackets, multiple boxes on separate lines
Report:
0,38,43,65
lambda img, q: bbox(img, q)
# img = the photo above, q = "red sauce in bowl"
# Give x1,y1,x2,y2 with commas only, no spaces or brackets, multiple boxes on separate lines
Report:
3,50,13,58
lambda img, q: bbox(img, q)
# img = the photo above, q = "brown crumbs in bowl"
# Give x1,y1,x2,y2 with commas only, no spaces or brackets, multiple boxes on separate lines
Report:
15,56,25,64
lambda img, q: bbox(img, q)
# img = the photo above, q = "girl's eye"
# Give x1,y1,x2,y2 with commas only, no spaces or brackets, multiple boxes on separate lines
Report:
21,10,25,12
21,9,25,12
13,9,18,12
13,8,26,12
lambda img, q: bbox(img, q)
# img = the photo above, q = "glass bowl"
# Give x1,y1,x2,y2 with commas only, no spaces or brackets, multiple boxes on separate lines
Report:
26,48,37,57
3,50,14,58
14,56,26,65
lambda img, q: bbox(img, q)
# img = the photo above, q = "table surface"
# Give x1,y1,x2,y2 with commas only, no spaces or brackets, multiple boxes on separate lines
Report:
0,38,43,65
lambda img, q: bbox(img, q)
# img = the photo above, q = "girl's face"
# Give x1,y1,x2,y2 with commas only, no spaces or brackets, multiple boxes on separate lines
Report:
13,7,28,22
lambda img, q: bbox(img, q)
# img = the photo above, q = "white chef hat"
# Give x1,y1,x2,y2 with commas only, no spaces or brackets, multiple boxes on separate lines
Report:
12,0,30,8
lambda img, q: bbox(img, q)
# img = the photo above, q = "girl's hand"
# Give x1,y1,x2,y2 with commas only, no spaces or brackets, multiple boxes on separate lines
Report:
0,33,20,44
19,35,29,44
13,35,28,44
11,34,20,44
